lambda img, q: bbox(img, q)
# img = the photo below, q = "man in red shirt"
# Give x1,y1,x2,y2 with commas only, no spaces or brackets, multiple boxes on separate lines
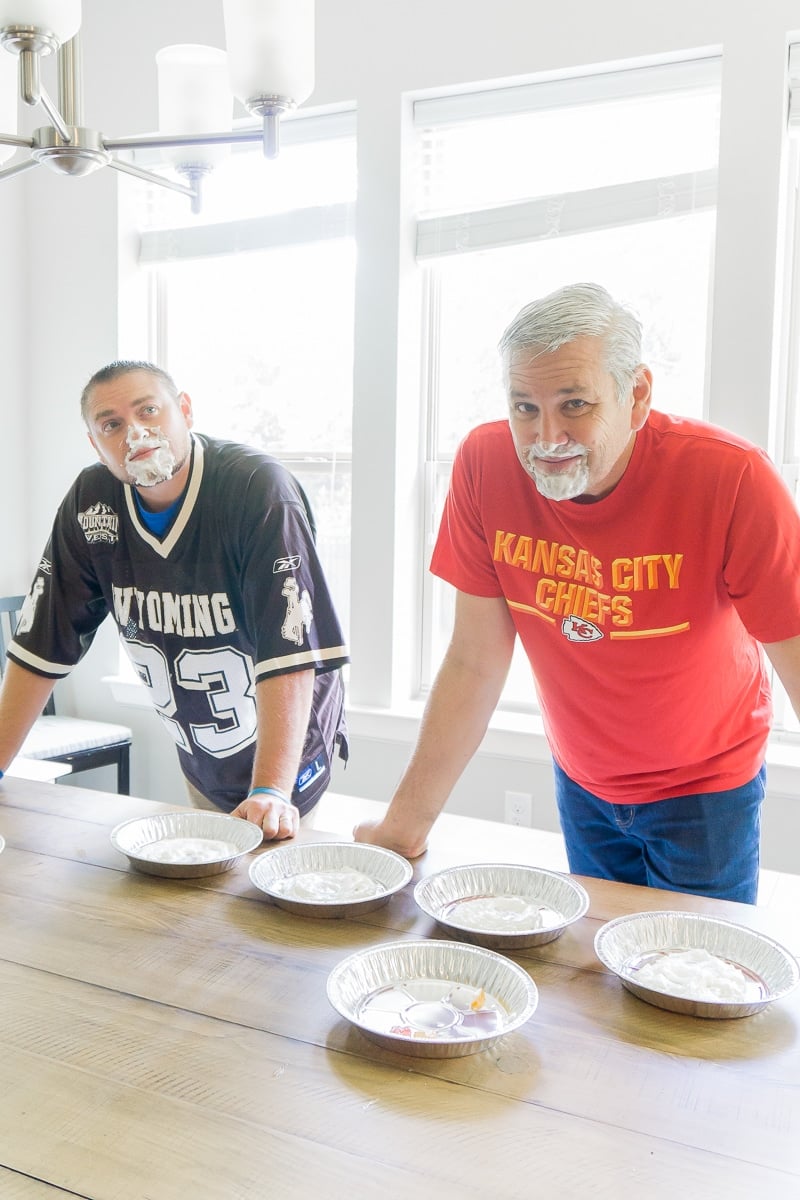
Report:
356,282,800,902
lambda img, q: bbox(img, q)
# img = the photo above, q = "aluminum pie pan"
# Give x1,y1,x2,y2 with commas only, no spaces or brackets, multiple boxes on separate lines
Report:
327,938,539,1057
249,840,413,918
594,910,800,1019
414,863,589,949
110,810,263,878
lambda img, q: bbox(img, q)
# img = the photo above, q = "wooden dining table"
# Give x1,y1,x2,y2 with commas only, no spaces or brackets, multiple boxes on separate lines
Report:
0,776,798,1200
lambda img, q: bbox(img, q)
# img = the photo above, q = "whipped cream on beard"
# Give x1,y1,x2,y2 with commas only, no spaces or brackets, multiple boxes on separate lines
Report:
518,439,590,501
125,426,178,488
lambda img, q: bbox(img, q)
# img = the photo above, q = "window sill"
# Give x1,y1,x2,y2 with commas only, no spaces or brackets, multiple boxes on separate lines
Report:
343,701,554,762
104,676,800,795
342,704,800,796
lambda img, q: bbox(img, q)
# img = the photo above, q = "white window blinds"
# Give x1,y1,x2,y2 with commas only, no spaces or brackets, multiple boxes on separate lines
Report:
415,57,721,261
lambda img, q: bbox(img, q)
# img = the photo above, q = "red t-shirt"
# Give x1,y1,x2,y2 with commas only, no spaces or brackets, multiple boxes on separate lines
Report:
430,411,800,803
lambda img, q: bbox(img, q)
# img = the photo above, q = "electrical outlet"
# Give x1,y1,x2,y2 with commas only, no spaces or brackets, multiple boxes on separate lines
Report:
504,790,532,826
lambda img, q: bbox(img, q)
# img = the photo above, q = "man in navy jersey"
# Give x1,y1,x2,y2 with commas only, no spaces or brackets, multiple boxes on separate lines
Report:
0,361,349,839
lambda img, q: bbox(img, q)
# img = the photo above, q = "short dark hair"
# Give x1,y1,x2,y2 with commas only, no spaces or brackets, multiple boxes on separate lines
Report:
80,360,179,422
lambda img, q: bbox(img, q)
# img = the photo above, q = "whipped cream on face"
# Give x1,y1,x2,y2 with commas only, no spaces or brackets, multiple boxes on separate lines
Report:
519,439,590,501
452,895,561,932
633,947,754,1002
273,868,381,902
125,426,177,487
138,837,240,864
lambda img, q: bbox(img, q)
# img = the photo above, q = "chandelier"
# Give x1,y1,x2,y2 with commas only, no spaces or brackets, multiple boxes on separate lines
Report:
0,0,315,211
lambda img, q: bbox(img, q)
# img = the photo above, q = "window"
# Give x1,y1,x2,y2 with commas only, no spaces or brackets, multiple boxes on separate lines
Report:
133,111,356,633
780,46,800,509
413,59,721,707
769,46,800,736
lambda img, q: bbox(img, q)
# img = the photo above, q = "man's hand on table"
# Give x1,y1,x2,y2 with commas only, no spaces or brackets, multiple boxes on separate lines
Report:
353,817,428,860
231,795,300,841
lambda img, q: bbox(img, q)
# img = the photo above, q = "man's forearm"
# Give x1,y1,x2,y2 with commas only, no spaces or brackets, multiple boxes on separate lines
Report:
0,661,58,771
249,668,316,794
763,634,800,725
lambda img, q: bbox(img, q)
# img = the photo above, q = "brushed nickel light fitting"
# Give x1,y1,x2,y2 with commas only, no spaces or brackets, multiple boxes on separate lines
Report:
0,0,315,211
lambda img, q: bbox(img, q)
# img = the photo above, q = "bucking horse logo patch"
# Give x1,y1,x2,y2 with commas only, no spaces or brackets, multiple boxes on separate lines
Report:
281,577,313,646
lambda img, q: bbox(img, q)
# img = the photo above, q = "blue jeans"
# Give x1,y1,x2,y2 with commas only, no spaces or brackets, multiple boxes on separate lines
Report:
553,762,766,904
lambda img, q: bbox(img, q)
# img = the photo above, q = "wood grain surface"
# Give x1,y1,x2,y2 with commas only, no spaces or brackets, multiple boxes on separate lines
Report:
0,777,798,1199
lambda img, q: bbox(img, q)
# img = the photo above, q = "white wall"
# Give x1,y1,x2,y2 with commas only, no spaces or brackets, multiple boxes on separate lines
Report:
3,0,800,872
0,179,26,593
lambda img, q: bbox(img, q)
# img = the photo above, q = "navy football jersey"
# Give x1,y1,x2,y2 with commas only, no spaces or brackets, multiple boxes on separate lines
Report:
9,435,349,814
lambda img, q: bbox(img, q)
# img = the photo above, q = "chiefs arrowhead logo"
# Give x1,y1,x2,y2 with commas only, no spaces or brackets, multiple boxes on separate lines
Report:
561,616,603,643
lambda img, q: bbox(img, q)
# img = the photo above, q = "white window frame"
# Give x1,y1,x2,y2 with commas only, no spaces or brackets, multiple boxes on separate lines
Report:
766,44,800,739
110,109,357,703
778,45,800,500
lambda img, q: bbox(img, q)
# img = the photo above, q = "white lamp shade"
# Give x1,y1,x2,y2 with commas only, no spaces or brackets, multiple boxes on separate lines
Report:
0,0,81,43
223,0,314,108
0,46,17,163
156,44,232,169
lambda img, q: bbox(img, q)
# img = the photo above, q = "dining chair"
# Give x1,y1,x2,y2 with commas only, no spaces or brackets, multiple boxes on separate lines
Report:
0,595,132,794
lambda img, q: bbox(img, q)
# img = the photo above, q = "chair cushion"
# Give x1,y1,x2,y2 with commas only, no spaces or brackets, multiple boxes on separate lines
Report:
20,715,133,759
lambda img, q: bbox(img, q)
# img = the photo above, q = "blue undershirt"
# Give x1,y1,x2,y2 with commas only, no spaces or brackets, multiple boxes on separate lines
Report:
133,490,182,537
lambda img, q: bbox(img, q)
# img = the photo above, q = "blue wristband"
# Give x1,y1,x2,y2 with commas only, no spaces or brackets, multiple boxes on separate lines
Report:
248,785,289,802
0,768,4,780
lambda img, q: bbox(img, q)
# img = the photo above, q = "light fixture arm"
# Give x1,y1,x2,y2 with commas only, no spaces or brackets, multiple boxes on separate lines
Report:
32,75,70,140
106,155,196,201
0,128,32,148
104,127,266,154
0,151,36,179
2,25,71,142
244,96,293,159
18,43,40,102
57,30,80,124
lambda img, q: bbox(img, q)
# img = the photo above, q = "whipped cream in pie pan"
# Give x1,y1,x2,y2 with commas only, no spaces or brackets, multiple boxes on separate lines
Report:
249,841,412,917
414,863,590,949
111,810,263,878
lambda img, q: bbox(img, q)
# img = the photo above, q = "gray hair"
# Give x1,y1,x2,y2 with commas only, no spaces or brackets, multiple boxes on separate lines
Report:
80,360,179,422
498,282,643,403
